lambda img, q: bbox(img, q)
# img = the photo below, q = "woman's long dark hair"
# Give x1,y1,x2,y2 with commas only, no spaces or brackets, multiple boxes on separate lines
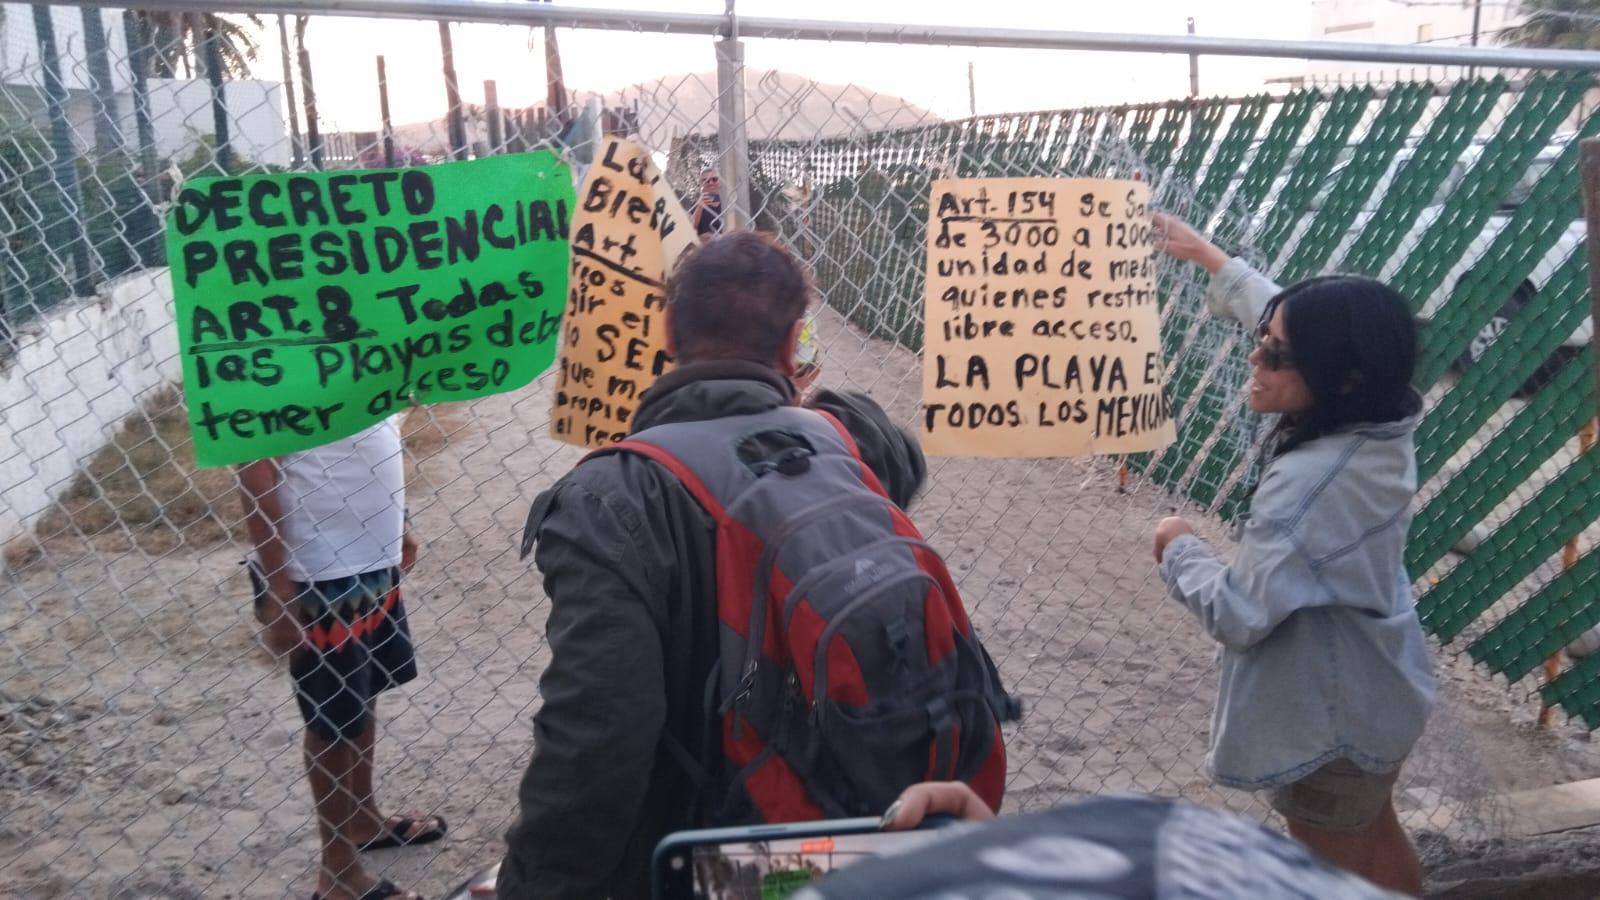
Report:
1260,275,1421,458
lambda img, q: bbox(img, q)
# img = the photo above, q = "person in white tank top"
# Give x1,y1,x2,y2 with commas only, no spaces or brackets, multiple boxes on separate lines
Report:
238,419,441,900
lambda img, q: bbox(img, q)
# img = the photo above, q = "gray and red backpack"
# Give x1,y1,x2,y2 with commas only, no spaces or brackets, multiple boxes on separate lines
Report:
590,404,1019,824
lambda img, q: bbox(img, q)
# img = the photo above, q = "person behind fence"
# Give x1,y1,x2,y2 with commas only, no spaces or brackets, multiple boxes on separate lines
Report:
497,230,1017,900
238,419,445,900
1148,214,1436,896
692,165,724,237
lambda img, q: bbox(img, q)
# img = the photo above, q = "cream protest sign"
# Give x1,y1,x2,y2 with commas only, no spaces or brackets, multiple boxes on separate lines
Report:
921,177,1175,457
551,137,697,448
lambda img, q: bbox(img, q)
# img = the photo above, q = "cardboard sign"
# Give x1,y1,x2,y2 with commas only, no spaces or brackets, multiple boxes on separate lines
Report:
551,137,696,448
168,152,574,467
921,178,1175,457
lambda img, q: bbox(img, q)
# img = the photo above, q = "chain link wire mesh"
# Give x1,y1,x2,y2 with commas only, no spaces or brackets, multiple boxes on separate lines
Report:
2,5,1600,896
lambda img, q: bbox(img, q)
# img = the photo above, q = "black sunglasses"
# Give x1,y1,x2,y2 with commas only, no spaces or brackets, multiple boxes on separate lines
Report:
1255,322,1295,371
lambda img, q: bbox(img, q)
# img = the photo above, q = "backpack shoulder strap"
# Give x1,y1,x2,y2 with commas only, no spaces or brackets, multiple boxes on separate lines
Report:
585,440,731,524
809,408,893,502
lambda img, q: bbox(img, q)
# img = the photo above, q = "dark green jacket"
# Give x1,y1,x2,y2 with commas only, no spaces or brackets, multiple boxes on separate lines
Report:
497,361,925,900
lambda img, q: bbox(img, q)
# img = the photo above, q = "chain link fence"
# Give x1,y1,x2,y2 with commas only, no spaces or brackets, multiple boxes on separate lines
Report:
3,4,1600,896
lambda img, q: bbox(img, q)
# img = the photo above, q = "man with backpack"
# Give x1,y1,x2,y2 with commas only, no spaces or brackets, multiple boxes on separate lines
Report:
497,231,1016,900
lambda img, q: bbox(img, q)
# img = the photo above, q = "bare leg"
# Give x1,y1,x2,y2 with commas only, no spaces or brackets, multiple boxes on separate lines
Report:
1370,801,1424,897
349,702,384,839
1286,800,1422,898
341,699,442,848
304,729,382,900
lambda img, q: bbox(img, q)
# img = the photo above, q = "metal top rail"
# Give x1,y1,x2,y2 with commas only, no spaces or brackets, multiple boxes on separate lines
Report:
45,0,1600,71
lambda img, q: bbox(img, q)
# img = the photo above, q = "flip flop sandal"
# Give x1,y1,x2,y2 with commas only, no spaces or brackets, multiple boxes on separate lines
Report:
358,815,449,851
310,878,422,900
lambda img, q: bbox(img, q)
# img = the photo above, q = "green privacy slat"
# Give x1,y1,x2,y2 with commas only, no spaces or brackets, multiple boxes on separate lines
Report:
1171,99,1229,184
1066,109,1103,174
1253,86,1374,261
1088,108,1130,177
1191,96,1271,223
1184,381,1256,511
1126,105,1158,152
1036,112,1066,162
1279,82,1434,282
1143,103,1189,171
1164,345,1251,505
1418,448,1600,642
1415,250,1591,483
1388,72,1587,301
1148,323,1240,487
1544,652,1600,730
1139,98,1236,487
1178,95,1332,518
1212,90,1321,252
1338,77,1513,276
1471,545,1600,682
1411,109,1600,386
1407,347,1595,574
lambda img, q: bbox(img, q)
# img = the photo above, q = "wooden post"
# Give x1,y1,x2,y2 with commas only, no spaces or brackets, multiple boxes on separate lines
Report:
439,22,468,161
1541,418,1598,727
484,80,503,154
202,25,233,172
278,16,305,168
296,17,323,169
1586,141,1600,416
377,56,396,167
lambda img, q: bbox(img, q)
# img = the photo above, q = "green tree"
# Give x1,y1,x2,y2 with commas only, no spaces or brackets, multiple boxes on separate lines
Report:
1500,0,1600,50
128,11,261,78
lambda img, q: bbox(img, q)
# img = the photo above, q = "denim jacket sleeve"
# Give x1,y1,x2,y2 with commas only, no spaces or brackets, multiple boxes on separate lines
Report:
1206,257,1281,327
1159,516,1334,652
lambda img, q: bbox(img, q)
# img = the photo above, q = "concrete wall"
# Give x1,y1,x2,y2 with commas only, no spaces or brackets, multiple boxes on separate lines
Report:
0,267,179,545
140,77,291,170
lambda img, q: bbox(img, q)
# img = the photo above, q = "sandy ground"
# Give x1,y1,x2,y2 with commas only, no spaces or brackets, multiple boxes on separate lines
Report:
3,304,1599,899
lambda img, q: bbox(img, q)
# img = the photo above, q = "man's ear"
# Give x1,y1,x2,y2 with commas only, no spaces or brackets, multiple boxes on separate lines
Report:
777,319,802,377
663,305,678,359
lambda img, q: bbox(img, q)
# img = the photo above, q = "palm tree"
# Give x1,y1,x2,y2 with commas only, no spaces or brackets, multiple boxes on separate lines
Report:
1499,0,1600,49
128,11,260,79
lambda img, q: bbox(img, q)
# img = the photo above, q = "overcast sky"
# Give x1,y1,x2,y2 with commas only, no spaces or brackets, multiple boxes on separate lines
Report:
246,0,1317,133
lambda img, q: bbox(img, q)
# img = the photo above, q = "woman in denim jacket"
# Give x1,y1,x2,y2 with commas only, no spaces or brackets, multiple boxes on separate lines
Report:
1150,215,1436,897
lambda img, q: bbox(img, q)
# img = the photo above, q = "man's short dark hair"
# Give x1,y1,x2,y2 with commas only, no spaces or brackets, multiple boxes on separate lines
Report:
667,231,812,366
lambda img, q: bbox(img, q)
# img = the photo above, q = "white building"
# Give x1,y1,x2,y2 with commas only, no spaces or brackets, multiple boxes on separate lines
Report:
1,4,290,168
1303,0,1527,84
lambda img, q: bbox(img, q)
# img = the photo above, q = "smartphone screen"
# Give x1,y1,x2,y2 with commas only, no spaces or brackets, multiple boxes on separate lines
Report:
656,822,949,900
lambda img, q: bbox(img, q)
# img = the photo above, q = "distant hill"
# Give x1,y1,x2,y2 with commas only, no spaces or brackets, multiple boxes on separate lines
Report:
385,68,939,156
605,68,940,145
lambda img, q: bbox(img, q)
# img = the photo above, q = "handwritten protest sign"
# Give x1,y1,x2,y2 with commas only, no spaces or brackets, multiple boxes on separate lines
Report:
921,177,1175,457
551,137,696,448
167,152,573,468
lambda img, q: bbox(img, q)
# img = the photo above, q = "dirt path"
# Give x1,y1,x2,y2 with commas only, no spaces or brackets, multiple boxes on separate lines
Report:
2,305,1597,898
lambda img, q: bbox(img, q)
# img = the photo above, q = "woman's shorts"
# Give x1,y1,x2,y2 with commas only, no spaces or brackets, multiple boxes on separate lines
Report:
1269,757,1399,832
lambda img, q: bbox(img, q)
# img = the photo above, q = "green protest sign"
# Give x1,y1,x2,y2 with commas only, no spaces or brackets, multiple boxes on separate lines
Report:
166,151,574,467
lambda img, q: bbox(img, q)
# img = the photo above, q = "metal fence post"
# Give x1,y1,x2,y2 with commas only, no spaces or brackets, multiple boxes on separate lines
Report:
30,3,96,297
714,10,752,231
